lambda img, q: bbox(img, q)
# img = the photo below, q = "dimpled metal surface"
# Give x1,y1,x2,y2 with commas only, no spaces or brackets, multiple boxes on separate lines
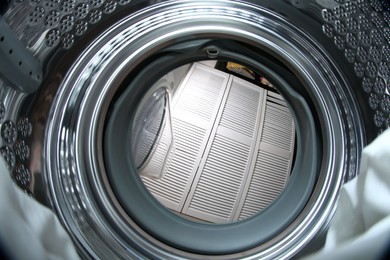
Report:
0,145,16,170
16,118,33,138
14,139,30,161
322,0,390,133
1,120,17,145
13,163,31,189
0,102,5,123
4,0,132,58
6,1,385,135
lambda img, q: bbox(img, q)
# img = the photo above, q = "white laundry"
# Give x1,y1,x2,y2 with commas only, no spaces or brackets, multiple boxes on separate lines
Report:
0,158,79,260
1,128,390,259
306,128,390,259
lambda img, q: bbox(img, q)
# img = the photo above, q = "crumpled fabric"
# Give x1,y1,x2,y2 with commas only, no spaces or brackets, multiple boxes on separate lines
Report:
306,128,390,259
1,129,390,259
0,158,79,260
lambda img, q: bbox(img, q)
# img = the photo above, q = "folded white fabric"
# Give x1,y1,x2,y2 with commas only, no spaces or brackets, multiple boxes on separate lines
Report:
1,129,389,259
0,158,79,260
306,128,390,259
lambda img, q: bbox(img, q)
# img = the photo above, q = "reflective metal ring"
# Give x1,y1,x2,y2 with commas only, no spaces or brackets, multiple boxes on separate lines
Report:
42,1,363,258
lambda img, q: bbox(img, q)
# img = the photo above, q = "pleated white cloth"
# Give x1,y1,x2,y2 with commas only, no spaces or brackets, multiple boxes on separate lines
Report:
306,128,390,259
0,158,79,260
1,129,389,259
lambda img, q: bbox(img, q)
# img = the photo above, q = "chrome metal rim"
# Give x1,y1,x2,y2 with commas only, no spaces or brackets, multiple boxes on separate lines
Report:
40,0,363,258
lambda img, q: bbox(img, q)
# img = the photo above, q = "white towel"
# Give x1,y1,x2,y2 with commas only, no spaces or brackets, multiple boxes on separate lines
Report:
1,129,390,259
0,158,79,260
306,128,390,259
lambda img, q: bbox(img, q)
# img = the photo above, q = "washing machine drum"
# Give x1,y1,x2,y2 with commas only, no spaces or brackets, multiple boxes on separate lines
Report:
0,0,388,259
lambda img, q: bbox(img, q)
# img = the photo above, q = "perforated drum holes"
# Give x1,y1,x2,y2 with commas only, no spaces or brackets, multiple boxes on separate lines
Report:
88,9,102,24
1,120,17,145
13,164,31,189
4,0,133,58
28,6,45,26
102,0,117,14
0,102,5,123
60,0,76,13
44,0,61,9
45,10,60,27
75,19,88,36
60,14,75,32
46,28,60,47
60,32,75,49
90,0,104,8
322,0,390,132
75,3,89,19
17,118,33,138
14,140,30,162
0,146,16,170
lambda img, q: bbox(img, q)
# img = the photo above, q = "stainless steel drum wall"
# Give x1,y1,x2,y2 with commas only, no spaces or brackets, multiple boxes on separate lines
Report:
1,0,386,259
42,1,363,259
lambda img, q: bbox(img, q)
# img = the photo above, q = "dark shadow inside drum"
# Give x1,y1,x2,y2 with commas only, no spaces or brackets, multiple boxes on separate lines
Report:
104,38,320,254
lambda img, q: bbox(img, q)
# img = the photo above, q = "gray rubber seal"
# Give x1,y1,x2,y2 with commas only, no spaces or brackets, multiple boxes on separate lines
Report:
104,39,319,254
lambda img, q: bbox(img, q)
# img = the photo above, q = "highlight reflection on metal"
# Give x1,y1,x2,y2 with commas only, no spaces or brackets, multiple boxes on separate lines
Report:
2,0,383,258
38,1,363,259
132,87,174,179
